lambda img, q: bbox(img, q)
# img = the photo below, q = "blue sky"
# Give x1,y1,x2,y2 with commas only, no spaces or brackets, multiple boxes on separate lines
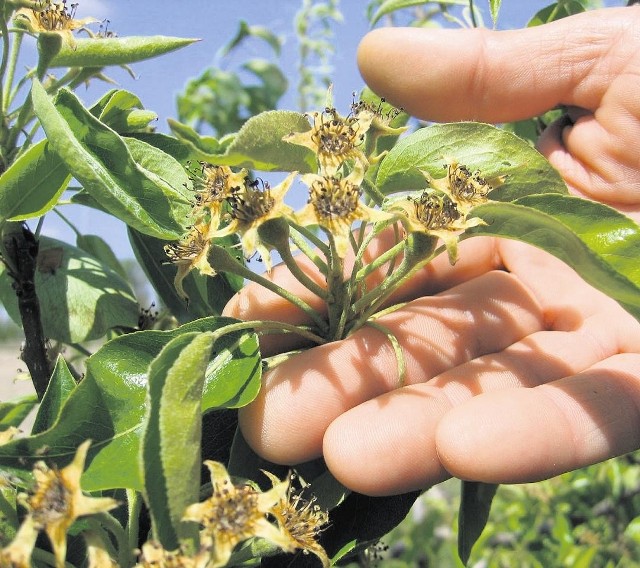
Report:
26,0,613,257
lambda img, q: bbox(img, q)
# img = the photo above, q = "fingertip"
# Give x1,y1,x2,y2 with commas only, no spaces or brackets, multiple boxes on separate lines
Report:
435,389,573,483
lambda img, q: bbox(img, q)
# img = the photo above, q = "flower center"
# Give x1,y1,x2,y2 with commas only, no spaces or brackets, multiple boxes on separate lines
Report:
312,108,362,160
412,191,460,230
310,176,361,220
34,0,78,31
228,180,275,222
448,163,491,202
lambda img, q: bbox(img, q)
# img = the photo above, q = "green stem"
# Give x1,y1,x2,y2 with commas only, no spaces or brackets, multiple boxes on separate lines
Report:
3,31,23,112
0,17,10,119
212,319,327,347
354,239,405,282
53,207,81,236
468,0,479,27
209,244,329,334
290,221,330,259
288,224,329,274
126,490,142,561
364,320,406,388
93,511,131,567
276,238,328,301
324,230,349,341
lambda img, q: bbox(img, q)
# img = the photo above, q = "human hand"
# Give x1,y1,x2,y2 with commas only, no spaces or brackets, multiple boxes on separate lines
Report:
224,7,640,496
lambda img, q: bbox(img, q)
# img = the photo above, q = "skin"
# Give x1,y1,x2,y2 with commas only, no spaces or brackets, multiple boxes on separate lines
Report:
224,7,640,497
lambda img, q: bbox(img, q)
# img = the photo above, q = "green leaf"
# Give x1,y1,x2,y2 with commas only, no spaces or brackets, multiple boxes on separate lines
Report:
0,395,38,430
76,234,128,280
89,89,157,133
49,36,199,68
128,228,243,323
170,110,317,172
466,196,640,320
141,331,213,549
458,481,498,564
0,236,139,343
376,122,568,199
218,20,282,57
369,0,467,25
0,317,260,491
0,485,18,546
31,80,191,239
489,0,502,26
0,139,71,222
527,1,586,26
31,356,77,435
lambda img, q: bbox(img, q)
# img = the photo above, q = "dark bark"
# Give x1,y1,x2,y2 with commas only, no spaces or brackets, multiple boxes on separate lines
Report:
1,223,51,399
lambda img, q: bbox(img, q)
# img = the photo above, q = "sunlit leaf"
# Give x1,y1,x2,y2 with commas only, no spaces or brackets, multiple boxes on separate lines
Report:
31,80,191,239
31,356,77,435
0,236,139,343
49,36,199,68
0,139,71,222
141,331,213,549
369,0,466,26
376,122,568,199
466,196,640,320
0,317,260,491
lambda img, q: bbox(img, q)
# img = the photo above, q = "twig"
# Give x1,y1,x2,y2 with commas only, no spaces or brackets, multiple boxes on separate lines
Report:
1,223,51,399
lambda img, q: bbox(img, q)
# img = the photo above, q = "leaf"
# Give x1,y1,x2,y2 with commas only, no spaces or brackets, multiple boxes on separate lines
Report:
489,0,502,26
0,317,260,491
0,139,71,222
218,20,282,58
31,80,191,239
76,234,128,280
170,110,317,173
89,89,157,133
128,228,243,323
49,36,199,68
167,118,226,158
458,481,498,564
141,332,213,549
0,396,38,430
466,196,640,320
527,1,586,26
377,122,568,199
369,0,467,25
31,356,77,435
0,236,139,343
0,485,18,546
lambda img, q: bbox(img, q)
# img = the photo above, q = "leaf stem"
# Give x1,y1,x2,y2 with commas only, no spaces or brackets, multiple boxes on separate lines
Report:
209,244,329,334
212,319,327,347
92,511,131,567
364,320,406,387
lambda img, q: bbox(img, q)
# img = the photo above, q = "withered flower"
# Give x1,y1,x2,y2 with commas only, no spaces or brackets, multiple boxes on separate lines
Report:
135,540,209,568
164,222,215,302
284,107,370,175
387,189,484,264
207,172,297,272
14,1,99,48
295,166,394,257
182,461,293,568
186,162,247,231
0,515,39,568
24,440,119,568
263,472,330,568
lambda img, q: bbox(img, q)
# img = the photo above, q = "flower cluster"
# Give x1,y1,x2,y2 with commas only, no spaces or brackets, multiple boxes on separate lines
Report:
388,160,499,262
137,461,329,568
165,96,407,300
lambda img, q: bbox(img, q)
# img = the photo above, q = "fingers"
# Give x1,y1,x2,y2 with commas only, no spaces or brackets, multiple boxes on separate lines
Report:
322,328,611,496
436,353,640,484
238,270,543,465
357,8,638,123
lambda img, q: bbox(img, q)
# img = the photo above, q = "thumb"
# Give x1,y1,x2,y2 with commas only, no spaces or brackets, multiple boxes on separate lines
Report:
357,7,639,123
